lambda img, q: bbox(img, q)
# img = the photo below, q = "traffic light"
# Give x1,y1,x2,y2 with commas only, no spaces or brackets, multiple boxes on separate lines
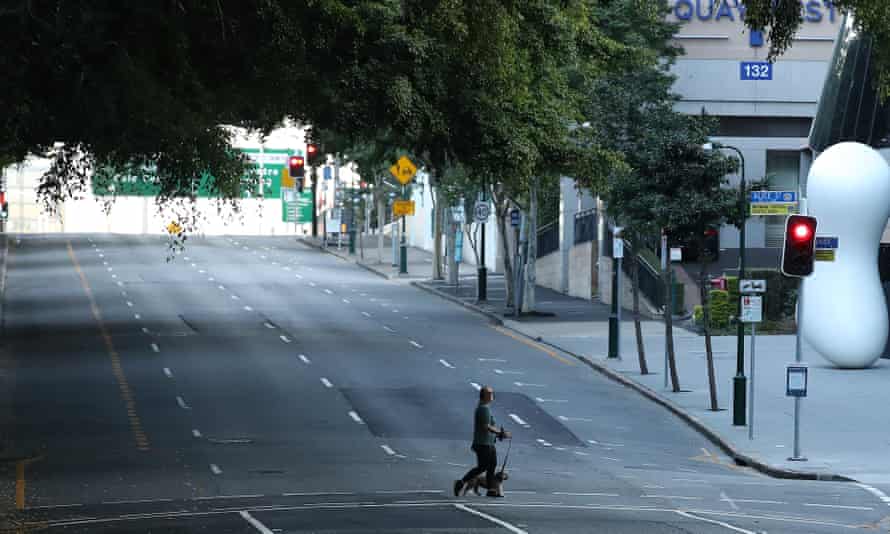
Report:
289,155,305,178
781,214,818,277
0,192,7,221
306,144,319,166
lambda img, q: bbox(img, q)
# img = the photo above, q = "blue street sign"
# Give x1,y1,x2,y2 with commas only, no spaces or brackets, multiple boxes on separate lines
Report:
749,191,797,203
815,236,839,249
323,166,332,180
740,61,772,81
510,209,520,227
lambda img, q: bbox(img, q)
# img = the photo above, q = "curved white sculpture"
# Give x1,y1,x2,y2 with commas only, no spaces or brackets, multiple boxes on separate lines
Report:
802,142,890,368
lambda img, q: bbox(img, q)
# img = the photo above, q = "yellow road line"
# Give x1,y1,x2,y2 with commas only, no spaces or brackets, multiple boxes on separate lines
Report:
67,242,150,452
15,460,24,511
490,325,575,366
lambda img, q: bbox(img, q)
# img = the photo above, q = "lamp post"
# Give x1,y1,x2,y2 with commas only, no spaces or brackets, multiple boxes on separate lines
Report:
704,141,747,427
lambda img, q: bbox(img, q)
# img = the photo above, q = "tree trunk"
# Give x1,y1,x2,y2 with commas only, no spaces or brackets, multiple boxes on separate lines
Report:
493,187,514,308
664,258,681,392
631,238,648,375
432,187,444,280
523,176,538,313
700,235,719,411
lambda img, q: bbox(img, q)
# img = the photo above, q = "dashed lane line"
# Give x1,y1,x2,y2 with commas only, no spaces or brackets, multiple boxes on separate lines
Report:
298,354,311,364
348,411,365,424
454,503,528,534
67,242,149,452
803,503,873,511
210,464,223,475
264,322,276,329
362,312,372,318
494,369,523,375
470,382,482,391
320,378,333,388
244,306,253,311
381,445,397,456
383,325,396,333
176,396,191,410
553,492,619,497
150,343,160,353
439,359,455,369
410,340,424,349
192,429,203,438
163,368,173,378
642,495,701,500
675,511,755,534
509,414,530,427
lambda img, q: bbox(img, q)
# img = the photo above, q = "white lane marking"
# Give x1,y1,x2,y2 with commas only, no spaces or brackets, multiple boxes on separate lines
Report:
121,291,127,297
509,414,530,427
381,445,397,456
191,263,196,268
454,503,528,534
126,301,134,307
601,457,620,461
279,335,291,343
383,325,396,333
324,289,333,295
210,463,223,475
393,309,399,313
675,511,755,534
264,322,276,329
116,281,124,287
348,411,364,424
192,429,203,438
199,270,206,274
150,343,160,353
494,369,523,375
513,382,546,387
309,282,317,287
231,295,240,300
558,415,593,422
535,397,568,403
295,274,303,279
103,261,107,265
101,498,175,505
240,511,273,534
281,491,355,497
244,306,253,311
409,340,423,349
552,492,619,497
673,478,707,483
107,267,113,271
720,491,738,511
854,482,890,505
134,313,141,320
803,503,873,511
536,439,553,447
141,327,150,334
184,257,190,261
284,266,291,271
362,311,372,318
320,378,333,388
470,382,482,391
260,255,266,260
574,451,590,456
298,354,311,364
176,396,191,410
218,285,226,290
642,495,701,500
163,367,173,378
208,277,215,282
723,498,786,505
439,359,455,369
111,274,117,279
342,298,351,304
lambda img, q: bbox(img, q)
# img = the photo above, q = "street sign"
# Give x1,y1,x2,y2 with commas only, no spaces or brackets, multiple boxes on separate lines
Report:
786,364,808,397
670,247,682,262
510,209,520,227
741,295,762,323
452,204,465,223
281,167,295,188
389,156,418,185
815,235,838,262
750,190,798,216
393,200,415,216
739,279,766,293
474,201,491,223
323,166,332,180
613,238,624,259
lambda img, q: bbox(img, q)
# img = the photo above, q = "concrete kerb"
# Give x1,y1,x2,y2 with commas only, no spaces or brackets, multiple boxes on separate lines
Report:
411,277,855,484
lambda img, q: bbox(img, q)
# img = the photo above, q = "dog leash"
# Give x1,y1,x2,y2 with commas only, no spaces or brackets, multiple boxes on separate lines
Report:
498,435,512,475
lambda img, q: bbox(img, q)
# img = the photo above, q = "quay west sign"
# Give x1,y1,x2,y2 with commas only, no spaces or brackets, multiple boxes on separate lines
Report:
672,0,838,23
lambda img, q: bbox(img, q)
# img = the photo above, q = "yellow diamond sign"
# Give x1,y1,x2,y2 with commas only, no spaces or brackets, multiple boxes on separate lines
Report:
390,156,418,185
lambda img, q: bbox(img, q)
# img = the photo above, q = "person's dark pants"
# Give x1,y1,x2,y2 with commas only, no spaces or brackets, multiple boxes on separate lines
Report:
462,444,497,490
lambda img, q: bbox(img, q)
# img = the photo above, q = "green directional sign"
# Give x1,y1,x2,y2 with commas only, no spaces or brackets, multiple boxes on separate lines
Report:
282,189,312,223
92,148,297,199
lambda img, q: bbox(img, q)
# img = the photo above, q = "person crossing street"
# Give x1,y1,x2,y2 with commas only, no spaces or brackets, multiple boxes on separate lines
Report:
454,385,510,497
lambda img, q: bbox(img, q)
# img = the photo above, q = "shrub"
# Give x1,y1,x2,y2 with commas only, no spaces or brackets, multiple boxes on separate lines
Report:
708,289,731,329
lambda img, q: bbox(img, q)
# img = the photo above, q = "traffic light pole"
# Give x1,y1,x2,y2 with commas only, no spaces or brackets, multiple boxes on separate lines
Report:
729,146,747,427
399,185,408,274
311,166,318,238
478,184,487,301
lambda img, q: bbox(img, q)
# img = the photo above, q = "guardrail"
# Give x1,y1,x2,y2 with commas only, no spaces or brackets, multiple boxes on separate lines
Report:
537,220,560,258
574,208,597,244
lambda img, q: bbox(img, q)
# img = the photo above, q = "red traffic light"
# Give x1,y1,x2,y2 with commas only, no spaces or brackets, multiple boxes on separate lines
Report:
307,145,317,154
791,222,812,242
781,214,818,277
289,156,304,167
289,155,305,178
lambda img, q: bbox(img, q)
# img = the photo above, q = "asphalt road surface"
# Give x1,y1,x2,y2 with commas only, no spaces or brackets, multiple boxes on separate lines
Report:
1,233,888,533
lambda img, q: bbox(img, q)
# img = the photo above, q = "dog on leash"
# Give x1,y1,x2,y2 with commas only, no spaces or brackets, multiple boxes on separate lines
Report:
462,470,509,496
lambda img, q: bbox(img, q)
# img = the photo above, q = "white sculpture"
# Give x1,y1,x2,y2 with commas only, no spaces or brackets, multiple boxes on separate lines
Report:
802,142,890,369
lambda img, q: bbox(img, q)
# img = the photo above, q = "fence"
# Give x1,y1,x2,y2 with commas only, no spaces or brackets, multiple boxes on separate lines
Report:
537,220,560,258
574,208,597,245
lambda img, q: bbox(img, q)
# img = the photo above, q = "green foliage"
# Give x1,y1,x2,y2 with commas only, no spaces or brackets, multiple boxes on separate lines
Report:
743,1,890,99
708,290,732,329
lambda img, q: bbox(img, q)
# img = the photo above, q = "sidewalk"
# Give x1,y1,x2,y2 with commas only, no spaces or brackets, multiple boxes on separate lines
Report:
305,233,890,483
300,234,434,281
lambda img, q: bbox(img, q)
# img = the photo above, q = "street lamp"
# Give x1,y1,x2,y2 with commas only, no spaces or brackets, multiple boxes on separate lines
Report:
703,141,748,427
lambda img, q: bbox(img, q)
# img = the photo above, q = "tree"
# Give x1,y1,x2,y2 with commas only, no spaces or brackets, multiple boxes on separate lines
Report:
743,1,890,97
